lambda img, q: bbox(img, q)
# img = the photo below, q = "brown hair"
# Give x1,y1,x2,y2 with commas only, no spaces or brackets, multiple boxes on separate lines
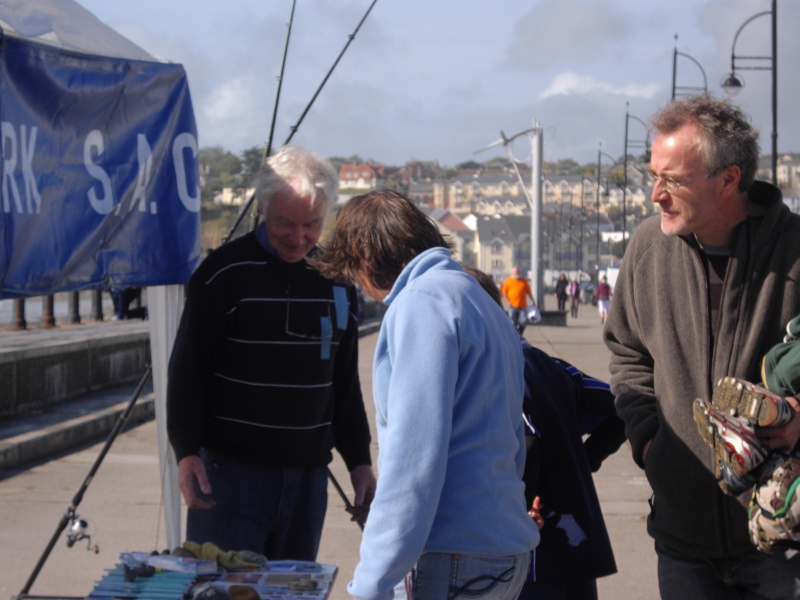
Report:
651,95,760,191
312,188,453,291
463,265,503,308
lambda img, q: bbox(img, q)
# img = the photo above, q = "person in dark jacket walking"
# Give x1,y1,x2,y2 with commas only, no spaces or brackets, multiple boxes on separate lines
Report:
604,95,800,598
554,273,568,312
568,277,581,318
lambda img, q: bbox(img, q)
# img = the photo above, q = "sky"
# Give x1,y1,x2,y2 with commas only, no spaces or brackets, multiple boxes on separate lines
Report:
76,0,799,169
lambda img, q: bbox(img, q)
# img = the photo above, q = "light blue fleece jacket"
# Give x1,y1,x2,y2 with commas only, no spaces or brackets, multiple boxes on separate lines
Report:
348,248,540,600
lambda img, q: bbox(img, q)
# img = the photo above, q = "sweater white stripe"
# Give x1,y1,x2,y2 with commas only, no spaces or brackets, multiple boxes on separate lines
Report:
213,416,332,430
214,373,333,388
204,260,269,285
227,337,340,347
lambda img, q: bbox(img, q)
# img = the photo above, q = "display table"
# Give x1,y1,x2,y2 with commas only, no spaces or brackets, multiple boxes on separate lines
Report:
85,556,337,600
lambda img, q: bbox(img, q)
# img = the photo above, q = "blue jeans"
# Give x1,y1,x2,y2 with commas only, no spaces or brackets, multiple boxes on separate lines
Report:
186,449,328,560
656,542,800,599
508,308,528,335
411,552,529,600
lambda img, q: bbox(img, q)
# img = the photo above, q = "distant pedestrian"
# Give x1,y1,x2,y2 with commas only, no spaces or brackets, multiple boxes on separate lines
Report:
502,266,537,335
596,277,611,324
568,277,581,318
554,273,568,312
108,287,147,320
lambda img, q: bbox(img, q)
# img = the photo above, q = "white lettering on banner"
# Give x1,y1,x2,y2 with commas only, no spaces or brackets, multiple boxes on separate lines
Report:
131,134,155,214
2,121,22,214
20,125,42,214
84,129,115,214
173,132,200,213
1,122,41,214
0,123,198,217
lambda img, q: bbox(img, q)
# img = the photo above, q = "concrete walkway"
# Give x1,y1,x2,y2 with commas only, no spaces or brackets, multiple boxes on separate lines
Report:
0,299,658,600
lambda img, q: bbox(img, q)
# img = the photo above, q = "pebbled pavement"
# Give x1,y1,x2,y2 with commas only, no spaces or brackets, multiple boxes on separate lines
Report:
0,300,658,600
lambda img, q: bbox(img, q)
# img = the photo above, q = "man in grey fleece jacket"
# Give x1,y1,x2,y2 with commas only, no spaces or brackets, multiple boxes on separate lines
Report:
604,95,800,598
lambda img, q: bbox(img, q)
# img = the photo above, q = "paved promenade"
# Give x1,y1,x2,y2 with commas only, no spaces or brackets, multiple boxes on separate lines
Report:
0,298,658,599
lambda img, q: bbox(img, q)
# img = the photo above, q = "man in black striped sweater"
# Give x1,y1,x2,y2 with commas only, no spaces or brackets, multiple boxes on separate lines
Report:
167,145,375,561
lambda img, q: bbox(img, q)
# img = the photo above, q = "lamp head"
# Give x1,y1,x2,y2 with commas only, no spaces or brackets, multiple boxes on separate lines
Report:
721,73,744,96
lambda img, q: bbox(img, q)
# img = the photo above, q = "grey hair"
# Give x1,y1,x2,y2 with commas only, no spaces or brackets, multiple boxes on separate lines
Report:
651,95,760,191
254,145,339,216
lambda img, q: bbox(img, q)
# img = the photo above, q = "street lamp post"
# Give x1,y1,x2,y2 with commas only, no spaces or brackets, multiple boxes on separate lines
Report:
595,144,617,280
578,178,586,275
566,188,583,275
623,104,651,255
557,196,565,273
604,167,626,260
672,34,708,99
475,122,545,305
722,0,777,186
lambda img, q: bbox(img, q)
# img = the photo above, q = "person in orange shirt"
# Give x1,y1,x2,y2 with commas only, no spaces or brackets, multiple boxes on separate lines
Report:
501,266,536,335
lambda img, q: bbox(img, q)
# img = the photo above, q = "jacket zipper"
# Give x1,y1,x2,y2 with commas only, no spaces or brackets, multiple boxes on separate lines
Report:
693,239,734,557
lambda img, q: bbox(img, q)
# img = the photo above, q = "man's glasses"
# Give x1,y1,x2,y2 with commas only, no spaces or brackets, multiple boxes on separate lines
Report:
647,170,703,194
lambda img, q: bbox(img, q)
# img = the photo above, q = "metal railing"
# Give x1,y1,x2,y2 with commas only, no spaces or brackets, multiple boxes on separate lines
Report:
0,290,140,330
0,289,385,331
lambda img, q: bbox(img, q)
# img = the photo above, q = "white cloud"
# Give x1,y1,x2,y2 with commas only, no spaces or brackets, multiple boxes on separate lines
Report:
505,0,634,68
539,72,662,101
201,76,271,151
76,0,800,167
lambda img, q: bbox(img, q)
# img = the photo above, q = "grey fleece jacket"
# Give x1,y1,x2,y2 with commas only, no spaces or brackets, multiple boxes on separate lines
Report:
604,181,800,559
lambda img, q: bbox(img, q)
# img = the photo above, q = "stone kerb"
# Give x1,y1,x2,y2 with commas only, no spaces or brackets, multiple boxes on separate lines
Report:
0,329,150,417
535,310,568,326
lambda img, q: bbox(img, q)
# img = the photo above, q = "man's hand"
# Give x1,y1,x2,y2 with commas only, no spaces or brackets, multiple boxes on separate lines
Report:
528,496,545,530
347,464,376,526
178,455,215,509
756,395,800,453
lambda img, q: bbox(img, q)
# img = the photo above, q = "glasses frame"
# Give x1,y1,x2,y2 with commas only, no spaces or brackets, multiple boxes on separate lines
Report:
647,169,705,194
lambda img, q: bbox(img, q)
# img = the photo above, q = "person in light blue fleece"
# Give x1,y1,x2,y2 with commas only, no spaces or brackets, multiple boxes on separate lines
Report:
312,189,539,600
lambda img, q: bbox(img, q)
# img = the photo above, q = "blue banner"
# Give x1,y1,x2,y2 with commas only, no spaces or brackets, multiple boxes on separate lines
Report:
0,33,200,299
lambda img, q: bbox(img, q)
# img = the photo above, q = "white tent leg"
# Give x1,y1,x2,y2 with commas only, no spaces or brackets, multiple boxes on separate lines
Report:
147,284,184,549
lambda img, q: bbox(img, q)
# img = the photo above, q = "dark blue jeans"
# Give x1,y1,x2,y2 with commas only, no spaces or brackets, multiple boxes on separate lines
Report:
507,308,528,335
186,449,328,561
656,542,800,599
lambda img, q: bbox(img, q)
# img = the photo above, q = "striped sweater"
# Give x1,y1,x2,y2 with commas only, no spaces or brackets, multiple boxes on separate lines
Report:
167,230,371,471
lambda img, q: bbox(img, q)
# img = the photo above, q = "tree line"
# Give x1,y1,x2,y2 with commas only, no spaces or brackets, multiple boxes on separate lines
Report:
199,145,641,208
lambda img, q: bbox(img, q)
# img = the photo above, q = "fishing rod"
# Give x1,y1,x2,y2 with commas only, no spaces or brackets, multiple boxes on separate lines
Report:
327,469,365,532
265,0,296,162
283,0,379,148
244,0,299,235
18,366,153,599
223,0,380,243
223,0,297,244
